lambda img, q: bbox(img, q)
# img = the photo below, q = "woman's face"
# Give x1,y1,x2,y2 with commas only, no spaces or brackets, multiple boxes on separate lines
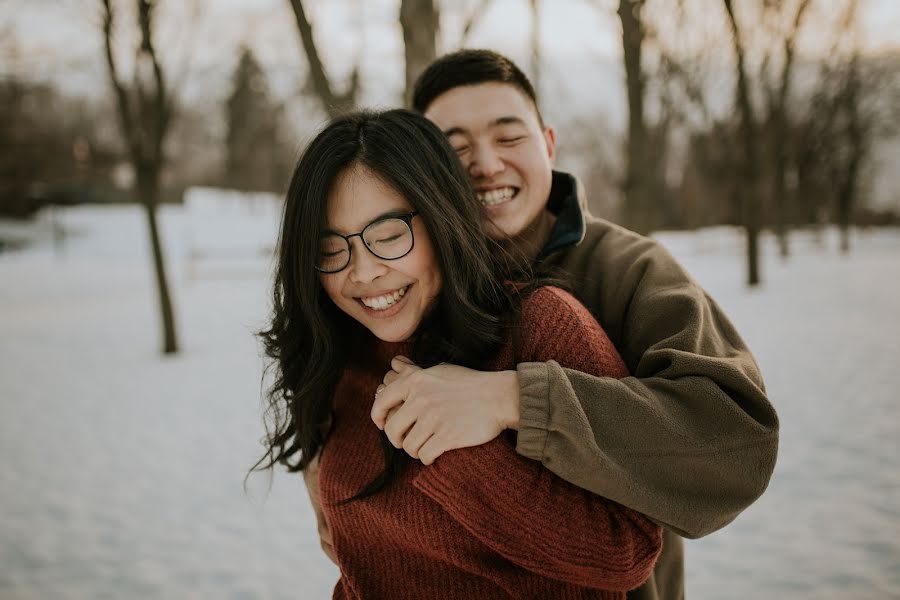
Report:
318,164,442,343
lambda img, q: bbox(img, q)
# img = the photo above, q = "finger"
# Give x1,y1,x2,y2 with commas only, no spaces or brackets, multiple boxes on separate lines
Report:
383,402,418,449
402,425,434,460
371,382,408,429
391,355,421,373
321,540,338,565
418,436,446,466
383,369,400,386
318,523,333,546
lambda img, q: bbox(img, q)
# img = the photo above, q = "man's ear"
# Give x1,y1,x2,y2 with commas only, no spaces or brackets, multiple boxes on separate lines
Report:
543,126,556,166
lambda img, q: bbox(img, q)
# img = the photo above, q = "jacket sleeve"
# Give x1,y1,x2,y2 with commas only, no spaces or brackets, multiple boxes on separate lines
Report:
414,287,662,591
517,223,779,539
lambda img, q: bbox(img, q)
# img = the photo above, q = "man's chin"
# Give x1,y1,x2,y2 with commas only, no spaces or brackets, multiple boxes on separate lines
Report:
482,217,521,241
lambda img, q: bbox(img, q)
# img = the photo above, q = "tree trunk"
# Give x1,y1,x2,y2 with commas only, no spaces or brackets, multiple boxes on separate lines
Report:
724,0,761,286
400,0,439,106
138,169,178,353
618,0,652,235
530,0,541,97
771,0,812,260
100,0,180,355
837,142,860,254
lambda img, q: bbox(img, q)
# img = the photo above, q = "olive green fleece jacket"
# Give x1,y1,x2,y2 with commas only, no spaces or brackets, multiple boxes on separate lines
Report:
514,172,779,600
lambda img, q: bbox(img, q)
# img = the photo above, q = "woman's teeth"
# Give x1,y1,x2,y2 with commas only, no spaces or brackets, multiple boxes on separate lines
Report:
477,187,515,206
361,286,408,311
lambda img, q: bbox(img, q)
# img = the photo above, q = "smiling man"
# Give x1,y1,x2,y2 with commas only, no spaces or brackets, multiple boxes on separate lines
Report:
304,49,779,600
426,81,558,259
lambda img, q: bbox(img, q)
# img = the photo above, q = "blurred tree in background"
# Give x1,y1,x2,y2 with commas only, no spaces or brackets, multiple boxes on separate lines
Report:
100,0,178,354
224,47,291,193
0,79,120,218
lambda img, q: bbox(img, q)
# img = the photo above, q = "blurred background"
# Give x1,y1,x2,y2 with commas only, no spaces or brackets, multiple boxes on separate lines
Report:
1,0,898,598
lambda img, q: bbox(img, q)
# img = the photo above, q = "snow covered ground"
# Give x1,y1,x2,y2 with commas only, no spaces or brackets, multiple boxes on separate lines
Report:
1,203,898,599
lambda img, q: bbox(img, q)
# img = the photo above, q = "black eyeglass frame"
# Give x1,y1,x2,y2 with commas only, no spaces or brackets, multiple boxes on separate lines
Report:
315,211,419,273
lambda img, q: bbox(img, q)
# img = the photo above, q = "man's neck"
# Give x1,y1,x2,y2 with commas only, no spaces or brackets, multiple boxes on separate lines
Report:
502,208,557,262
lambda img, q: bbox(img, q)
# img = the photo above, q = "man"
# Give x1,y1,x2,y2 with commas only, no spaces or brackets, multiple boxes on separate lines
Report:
309,49,779,599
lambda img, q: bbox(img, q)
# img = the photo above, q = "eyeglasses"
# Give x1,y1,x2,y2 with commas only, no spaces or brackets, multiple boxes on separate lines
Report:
316,211,419,273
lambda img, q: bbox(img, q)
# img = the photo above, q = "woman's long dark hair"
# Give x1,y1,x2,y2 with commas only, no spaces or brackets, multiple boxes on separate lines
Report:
253,109,534,498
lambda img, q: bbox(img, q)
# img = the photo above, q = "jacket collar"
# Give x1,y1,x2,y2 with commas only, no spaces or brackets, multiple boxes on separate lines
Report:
536,170,587,261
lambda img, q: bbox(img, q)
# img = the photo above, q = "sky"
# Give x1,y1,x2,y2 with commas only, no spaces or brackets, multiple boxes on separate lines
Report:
4,0,898,104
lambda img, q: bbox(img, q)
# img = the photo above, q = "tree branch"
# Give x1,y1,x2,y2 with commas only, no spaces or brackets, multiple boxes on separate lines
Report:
100,0,139,162
286,0,356,117
137,0,170,162
460,0,493,46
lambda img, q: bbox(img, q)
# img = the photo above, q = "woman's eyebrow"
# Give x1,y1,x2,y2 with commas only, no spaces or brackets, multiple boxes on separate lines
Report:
322,208,411,235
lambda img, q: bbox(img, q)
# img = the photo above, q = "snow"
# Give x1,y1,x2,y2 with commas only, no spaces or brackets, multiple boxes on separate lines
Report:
1,202,898,598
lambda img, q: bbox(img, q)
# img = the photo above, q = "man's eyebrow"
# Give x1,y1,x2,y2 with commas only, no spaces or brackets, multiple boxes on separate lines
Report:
492,116,526,127
443,116,526,138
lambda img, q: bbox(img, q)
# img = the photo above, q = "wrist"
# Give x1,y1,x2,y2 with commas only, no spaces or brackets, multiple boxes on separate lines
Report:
496,370,521,430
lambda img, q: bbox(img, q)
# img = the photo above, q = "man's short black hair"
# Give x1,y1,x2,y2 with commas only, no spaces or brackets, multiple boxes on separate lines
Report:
411,49,544,125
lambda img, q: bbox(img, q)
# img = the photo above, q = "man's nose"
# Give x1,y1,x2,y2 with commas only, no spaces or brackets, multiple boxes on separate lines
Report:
468,143,504,180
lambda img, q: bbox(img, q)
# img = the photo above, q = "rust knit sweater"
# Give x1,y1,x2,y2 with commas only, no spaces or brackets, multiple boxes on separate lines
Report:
318,287,663,599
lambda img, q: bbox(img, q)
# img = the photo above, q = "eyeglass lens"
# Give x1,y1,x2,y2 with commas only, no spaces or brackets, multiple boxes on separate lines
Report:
317,217,414,273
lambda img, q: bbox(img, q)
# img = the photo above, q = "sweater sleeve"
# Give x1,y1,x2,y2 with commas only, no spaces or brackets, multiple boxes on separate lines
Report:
517,222,779,539
412,287,662,591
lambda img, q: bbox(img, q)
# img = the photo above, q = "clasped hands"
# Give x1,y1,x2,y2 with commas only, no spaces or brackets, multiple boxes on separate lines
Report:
370,356,520,465
304,357,521,566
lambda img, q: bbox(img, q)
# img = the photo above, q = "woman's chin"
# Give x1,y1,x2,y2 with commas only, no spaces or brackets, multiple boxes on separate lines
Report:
368,323,415,344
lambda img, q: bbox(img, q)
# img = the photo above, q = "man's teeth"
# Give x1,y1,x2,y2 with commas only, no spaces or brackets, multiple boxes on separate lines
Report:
477,187,515,206
361,286,408,311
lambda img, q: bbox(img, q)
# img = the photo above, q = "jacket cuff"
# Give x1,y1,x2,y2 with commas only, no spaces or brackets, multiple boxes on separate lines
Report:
515,361,551,462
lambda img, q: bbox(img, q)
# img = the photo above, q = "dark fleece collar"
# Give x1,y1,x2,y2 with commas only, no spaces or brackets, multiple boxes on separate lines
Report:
536,170,585,262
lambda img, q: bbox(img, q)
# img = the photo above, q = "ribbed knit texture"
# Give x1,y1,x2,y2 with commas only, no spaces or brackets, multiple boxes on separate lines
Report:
318,287,663,599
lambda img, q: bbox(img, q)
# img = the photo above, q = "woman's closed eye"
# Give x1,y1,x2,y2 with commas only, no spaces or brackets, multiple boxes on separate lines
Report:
372,234,404,248
320,249,346,258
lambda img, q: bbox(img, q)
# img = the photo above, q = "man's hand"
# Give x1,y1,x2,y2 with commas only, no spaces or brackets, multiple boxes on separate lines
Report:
302,453,337,565
371,356,521,465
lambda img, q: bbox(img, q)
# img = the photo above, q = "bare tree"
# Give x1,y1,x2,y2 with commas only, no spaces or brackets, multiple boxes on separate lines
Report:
459,0,495,46
765,0,812,259
833,53,864,252
100,0,178,353
826,0,870,253
723,0,762,286
286,0,359,118
400,0,440,105
529,0,541,97
617,0,653,234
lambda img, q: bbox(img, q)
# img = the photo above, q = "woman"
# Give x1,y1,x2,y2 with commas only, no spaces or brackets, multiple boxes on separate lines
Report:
257,109,661,599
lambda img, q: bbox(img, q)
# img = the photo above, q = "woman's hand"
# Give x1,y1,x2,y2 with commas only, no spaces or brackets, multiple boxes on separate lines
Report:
371,356,521,465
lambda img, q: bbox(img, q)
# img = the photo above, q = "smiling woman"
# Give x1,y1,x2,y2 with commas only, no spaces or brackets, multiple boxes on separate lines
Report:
254,109,661,599
318,167,440,343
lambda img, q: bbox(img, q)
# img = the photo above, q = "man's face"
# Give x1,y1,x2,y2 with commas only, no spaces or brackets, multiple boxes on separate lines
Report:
423,82,556,241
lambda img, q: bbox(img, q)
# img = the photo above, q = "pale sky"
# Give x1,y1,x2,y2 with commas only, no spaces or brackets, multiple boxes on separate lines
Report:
4,0,898,104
